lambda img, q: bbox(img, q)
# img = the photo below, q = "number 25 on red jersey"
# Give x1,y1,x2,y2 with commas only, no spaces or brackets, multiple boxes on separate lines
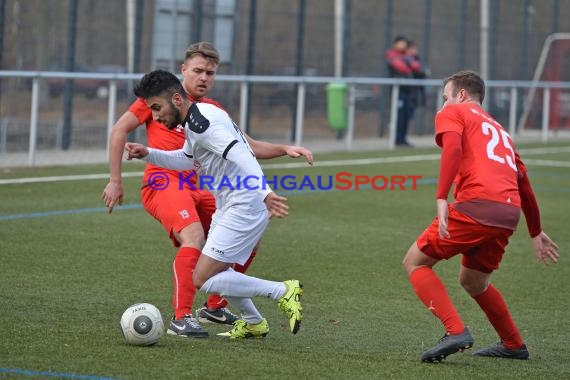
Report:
481,122,517,172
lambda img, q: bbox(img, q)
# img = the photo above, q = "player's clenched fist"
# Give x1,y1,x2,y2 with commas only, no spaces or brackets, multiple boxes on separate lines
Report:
125,142,149,160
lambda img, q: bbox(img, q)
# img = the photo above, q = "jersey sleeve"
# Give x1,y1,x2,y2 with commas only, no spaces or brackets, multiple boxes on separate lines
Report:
225,143,273,201
515,152,542,237
193,120,272,201
194,122,239,159
128,98,153,125
145,141,195,170
182,141,193,157
436,131,463,199
434,106,465,147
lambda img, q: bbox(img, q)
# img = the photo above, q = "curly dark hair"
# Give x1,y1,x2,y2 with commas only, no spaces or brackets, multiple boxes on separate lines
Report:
133,70,186,99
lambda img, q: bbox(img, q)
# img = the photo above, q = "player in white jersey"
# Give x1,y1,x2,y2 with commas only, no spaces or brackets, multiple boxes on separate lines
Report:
183,102,271,217
126,70,303,338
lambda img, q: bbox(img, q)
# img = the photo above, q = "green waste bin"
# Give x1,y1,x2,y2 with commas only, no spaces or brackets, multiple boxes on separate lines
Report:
326,82,347,130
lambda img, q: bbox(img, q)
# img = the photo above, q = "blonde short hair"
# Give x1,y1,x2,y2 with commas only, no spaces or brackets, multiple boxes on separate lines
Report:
184,41,220,65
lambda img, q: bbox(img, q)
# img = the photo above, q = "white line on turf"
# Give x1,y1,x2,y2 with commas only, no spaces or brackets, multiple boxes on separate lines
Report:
1,146,569,185
0,171,144,185
523,159,570,168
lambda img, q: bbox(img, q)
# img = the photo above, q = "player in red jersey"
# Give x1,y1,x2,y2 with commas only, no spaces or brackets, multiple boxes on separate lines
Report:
402,70,559,362
102,42,313,338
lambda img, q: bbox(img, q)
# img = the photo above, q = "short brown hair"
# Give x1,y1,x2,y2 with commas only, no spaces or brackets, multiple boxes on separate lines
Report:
184,41,220,65
443,70,485,103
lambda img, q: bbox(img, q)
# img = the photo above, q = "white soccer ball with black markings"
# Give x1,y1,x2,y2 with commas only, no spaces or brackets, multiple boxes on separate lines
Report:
120,303,164,346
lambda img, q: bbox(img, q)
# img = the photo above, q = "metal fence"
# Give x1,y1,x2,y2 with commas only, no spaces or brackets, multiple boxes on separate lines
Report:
1,70,570,167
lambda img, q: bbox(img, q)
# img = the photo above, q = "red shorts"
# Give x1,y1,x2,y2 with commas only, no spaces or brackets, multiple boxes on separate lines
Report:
141,183,216,247
416,206,514,273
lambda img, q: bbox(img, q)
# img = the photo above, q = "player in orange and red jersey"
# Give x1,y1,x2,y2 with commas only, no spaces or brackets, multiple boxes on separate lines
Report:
402,70,559,362
102,42,313,338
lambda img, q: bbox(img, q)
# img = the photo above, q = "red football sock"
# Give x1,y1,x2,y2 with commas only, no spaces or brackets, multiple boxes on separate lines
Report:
473,284,523,349
172,247,201,320
409,267,465,334
205,250,257,309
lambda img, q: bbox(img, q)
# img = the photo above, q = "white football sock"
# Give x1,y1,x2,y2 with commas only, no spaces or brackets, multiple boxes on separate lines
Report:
200,268,287,300
223,296,263,324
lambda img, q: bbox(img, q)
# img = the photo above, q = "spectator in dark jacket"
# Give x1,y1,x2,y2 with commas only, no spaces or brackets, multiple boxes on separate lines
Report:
405,41,429,109
385,36,417,147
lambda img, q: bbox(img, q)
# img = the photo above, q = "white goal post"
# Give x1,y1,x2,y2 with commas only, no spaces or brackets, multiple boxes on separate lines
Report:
517,33,570,139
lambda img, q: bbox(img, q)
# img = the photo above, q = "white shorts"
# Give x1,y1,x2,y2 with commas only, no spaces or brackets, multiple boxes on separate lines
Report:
202,207,269,265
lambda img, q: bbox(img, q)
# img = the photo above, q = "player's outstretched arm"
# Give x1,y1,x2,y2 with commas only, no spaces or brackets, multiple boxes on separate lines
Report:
515,153,560,265
125,142,195,170
283,145,314,165
102,111,141,213
532,231,560,265
435,131,462,238
244,133,314,165
514,152,559,265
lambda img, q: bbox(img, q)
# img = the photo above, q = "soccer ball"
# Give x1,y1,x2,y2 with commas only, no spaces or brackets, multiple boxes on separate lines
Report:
120,303,164,346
